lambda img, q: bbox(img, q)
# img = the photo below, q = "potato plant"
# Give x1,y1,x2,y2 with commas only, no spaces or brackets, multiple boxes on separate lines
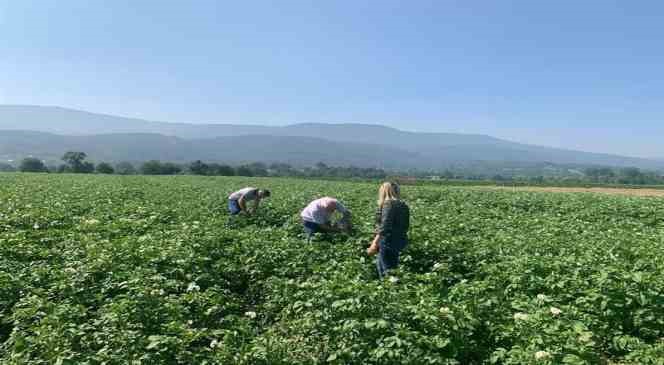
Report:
0,173,663,364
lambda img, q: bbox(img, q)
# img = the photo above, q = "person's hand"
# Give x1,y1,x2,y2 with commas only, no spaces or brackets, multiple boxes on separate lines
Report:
366,242,379,256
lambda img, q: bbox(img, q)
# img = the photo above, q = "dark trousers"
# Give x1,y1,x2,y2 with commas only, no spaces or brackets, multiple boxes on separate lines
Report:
376,238,407,278
228,199,241,215
303,220,320,239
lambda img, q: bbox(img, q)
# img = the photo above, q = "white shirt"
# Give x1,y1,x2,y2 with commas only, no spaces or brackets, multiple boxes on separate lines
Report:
229,187,258,201
300,197,348,224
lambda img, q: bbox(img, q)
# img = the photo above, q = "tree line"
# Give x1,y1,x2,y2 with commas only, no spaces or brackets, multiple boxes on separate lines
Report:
11,153,389,179
7,151,664,185
580,166,664,185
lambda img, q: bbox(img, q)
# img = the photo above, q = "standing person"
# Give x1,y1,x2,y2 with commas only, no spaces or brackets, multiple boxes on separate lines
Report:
367,182,410,279
228,187,270,215
300,197,352,240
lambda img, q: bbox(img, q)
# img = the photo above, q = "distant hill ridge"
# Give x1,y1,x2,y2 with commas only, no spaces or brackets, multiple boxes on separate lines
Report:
1,105,663,171
0,105,503,144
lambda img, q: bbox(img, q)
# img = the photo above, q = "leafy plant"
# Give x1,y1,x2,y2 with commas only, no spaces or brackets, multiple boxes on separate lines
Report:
0,173,662,364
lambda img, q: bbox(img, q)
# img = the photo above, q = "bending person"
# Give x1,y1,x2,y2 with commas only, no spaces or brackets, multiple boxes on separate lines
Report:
367,182,410,279
300,197,352,240
228,187,270,215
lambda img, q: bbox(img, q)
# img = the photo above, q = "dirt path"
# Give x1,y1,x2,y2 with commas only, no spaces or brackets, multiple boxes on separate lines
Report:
478,186,664,197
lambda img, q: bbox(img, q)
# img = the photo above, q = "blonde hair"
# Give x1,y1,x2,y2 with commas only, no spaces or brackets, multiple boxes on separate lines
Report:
378,181,401,207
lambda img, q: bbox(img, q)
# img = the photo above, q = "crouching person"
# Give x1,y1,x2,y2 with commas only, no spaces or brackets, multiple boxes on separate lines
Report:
300,197,352,241
367,182,410,279
228,187,270,215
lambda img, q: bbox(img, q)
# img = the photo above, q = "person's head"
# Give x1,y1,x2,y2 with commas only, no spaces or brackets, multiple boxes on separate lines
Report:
258,189,271,199
318,197,337,213
378,181,400,207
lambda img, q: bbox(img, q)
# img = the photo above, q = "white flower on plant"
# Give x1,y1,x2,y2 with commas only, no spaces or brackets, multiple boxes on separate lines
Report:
513,312,529,321
245,311,257,319
433,262,443,270
84,219,100,225
550,307,562,316
64,267,76,274
534,350,551,360
187,282,200,292
537,294,548,301
210,339,220,349
388,276,399,284
439,307,451,315
33,223,40,230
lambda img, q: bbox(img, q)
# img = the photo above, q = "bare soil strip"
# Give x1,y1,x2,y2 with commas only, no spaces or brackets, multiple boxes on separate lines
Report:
478,186,664,197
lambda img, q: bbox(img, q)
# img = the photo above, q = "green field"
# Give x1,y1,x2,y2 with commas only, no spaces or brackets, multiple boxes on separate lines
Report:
1,174,663,364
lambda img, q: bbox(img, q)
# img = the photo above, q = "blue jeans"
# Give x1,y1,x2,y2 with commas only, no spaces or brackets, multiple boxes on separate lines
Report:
228,199,241,215
376,238,407,279
303,220,320,239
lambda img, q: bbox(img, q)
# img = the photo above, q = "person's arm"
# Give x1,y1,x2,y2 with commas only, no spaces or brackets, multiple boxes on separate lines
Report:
368,202,393,256
340,211,352,232
367,234,380,255
238,196,247,213
374,207,382,233
251,197,261,213
319,223,339,232
334,202,352,232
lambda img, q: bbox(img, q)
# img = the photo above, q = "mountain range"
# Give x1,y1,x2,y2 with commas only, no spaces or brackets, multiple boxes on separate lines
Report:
1,105,663,172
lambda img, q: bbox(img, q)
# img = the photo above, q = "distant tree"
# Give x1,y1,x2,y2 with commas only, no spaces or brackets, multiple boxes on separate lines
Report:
115,162,136,175
584,167,614,181
161,162,182,175
189,160,209,175
619,167,641,179
208,163,235,176
96,162,115,174
599,167,614,178
62,151,87,172
62,151,94,173
19,157,48,172
236,165,253,177
140,160,181,175
269,162,302,177
249,162,268,177
46,165,59,173
0,163,16,172
217,164,235,176
141,160,164,175
616,167,646,184
81,161,95,173
529,175,545,184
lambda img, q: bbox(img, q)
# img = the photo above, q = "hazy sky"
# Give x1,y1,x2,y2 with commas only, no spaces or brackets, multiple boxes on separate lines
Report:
1,1,663,157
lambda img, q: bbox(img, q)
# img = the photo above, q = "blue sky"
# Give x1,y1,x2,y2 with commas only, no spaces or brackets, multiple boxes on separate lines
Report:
1,0,663,157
